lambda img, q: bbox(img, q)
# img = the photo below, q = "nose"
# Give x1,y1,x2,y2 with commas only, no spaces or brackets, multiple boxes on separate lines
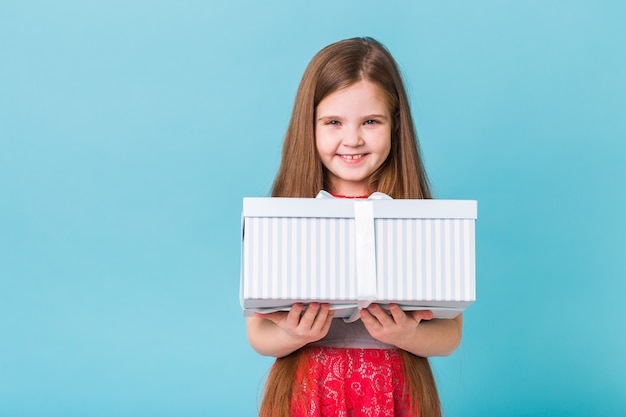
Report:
342,126,364,147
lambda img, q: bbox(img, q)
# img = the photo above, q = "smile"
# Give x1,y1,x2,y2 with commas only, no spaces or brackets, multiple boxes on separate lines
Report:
339,154,366,160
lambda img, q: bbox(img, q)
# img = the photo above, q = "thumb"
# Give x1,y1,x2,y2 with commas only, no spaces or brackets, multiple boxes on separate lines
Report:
254,311,288,324
411,310,434,322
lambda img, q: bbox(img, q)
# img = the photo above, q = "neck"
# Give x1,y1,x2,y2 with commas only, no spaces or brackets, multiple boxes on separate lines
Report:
329,192,370,199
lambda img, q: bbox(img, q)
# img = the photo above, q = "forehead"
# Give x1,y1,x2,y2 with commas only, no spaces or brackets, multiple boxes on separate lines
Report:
316,80,391,115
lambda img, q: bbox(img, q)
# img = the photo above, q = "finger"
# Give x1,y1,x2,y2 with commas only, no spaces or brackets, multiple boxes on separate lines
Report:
367,303,394,326
359,307,378,327
388,303,409,324
298,303,321,329
310,303,332,331
284,303,305,327
255,311,289,324
360,306,386,331
410,309,434,322
318,307,335,335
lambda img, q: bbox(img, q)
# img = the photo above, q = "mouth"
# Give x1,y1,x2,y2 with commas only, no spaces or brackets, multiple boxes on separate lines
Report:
338,153,367,161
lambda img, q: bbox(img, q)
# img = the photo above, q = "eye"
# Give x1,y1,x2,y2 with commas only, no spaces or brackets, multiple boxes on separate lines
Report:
364,119,379,125
326,120,341,126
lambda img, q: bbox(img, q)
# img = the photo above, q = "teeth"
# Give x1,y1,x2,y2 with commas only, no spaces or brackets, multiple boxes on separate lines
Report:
340,154,364,160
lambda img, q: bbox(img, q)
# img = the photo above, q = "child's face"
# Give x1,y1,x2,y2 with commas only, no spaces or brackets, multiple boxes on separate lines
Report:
315,80,392,196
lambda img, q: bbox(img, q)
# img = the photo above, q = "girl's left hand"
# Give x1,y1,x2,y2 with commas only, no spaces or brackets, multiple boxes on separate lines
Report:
360,303,433,348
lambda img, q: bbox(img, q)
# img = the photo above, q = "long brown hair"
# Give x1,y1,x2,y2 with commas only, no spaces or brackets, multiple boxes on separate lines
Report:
271,36,431,199
261,37,440,417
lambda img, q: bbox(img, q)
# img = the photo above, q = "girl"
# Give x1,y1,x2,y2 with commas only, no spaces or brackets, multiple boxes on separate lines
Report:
247,37,462,417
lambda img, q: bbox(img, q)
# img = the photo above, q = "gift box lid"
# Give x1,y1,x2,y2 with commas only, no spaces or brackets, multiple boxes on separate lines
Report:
243,197,477,220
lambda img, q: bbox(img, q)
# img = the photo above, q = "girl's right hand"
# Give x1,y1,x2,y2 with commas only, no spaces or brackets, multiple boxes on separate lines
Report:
247,303,334,357
255,303,334,345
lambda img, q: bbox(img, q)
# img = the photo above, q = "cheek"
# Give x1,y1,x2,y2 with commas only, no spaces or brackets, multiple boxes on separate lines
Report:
315,130,334,156
383,143,391,161
314,128,322,151
314,132,324,156
378,129,392,158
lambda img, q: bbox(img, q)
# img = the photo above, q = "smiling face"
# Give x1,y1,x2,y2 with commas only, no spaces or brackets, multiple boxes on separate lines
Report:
315,80,392,196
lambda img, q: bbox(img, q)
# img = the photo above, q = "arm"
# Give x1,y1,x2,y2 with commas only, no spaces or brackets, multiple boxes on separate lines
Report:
246,303,335,358
360,303,463,357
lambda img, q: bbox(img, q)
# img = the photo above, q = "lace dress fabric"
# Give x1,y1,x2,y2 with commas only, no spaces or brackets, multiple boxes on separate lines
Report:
291,347,414,417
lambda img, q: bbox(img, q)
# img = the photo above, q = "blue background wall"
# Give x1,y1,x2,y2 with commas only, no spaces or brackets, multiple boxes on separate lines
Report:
1,1,625,416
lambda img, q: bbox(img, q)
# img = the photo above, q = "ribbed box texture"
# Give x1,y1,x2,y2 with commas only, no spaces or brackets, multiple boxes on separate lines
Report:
240,197,477,319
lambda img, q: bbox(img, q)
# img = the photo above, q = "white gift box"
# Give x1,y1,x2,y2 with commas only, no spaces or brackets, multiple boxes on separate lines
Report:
240,194,477,321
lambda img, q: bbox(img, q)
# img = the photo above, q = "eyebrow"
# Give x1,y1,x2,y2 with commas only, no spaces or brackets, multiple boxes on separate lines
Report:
316,114,389,122
362,114,389,120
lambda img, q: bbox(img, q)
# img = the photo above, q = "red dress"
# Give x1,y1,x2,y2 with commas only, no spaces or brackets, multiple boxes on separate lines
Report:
290,346,414,417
